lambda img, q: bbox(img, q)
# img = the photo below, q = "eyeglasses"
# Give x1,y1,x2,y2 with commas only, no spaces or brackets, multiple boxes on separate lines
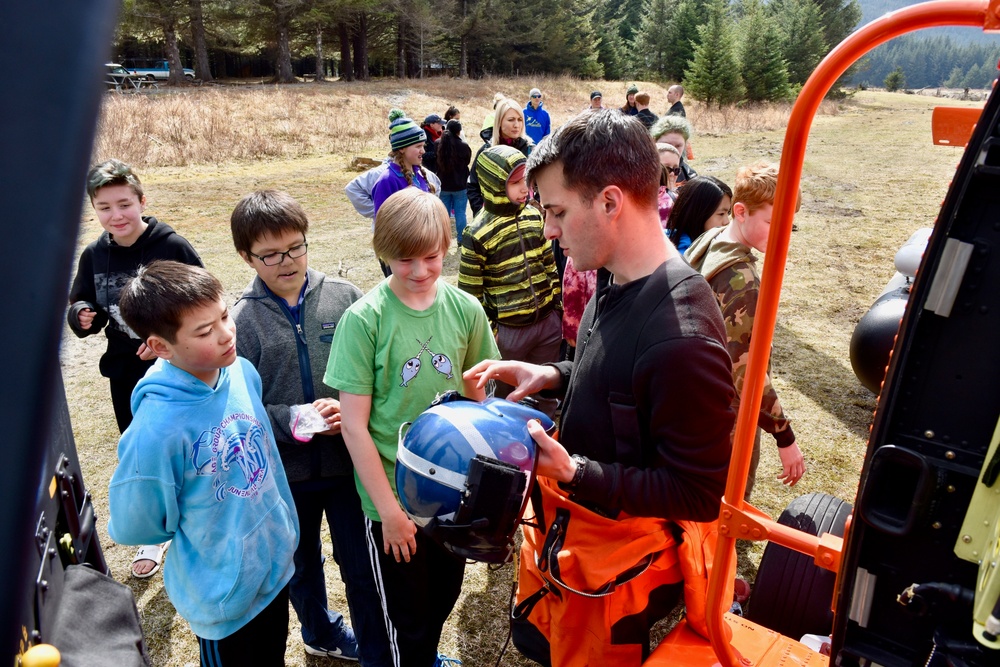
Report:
531,94,542,98
249,242,308,266
664,166,682,176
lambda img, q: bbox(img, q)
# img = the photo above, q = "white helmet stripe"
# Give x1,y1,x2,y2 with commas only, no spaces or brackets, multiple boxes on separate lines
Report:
427,403,495,458
396,443,467,491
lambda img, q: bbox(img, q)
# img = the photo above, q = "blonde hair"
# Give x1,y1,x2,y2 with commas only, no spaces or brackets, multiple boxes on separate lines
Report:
492,98,527,145
656,143,681,159
373,188,451,261
389,150,438,194
734,160,800,214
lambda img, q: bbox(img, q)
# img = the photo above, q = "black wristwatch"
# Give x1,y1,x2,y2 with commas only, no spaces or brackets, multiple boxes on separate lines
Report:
565,454,588,490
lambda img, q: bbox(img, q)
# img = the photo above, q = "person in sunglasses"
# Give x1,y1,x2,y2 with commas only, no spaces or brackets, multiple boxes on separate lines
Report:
650,114,697,185
523,88,551,146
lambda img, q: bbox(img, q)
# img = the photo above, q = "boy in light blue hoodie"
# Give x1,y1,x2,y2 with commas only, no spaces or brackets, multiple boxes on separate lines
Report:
108,260,299,666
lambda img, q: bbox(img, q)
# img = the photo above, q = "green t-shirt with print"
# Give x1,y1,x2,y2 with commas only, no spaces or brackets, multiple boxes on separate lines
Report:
324,280,500,521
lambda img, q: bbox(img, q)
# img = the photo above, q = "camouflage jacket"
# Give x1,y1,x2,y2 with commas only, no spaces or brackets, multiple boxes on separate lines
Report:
684,226,795,447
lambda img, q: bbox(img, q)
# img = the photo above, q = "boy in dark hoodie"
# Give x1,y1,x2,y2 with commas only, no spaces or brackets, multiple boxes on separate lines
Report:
67,158,202,578
459,145,561,407
684,160,805,499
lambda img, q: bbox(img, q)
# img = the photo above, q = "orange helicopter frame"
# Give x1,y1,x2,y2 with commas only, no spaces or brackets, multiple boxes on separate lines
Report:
646,1,998,665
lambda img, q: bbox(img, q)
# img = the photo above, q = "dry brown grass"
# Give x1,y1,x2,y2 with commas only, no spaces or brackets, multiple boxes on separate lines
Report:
93,76,841,168
65,83,984,666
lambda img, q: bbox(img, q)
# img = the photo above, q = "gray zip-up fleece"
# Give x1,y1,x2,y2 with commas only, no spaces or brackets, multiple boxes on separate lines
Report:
232,268,363,482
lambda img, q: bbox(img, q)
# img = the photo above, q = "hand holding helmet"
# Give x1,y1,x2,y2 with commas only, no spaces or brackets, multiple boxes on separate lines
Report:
395,391,555,563
526,419,577,484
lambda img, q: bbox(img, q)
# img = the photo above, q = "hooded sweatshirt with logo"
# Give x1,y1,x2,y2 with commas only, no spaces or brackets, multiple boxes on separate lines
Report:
683,226,795,447
108,357,299,640
458,145,560,331
523,101,551,145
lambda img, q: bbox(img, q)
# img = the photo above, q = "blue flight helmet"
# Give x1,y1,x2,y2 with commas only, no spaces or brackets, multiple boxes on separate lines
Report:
396,391,555,563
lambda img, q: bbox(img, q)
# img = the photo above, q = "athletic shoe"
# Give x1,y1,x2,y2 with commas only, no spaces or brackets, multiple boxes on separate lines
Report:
305,625,359,662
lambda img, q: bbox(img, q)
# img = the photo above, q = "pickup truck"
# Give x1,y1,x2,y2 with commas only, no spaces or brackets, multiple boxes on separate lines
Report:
127,59,195,81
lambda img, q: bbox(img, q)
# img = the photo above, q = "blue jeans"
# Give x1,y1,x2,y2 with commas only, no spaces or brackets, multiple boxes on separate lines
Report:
439,189,469,242
289,477,392,666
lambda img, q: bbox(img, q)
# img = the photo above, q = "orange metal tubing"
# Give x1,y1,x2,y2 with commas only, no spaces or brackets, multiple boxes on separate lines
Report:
705,2,991,666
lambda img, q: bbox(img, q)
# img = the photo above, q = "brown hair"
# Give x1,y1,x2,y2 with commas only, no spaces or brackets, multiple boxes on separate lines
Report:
230,190,309,257
635,91,650,106
372,188,451,261
119,260,224,343
86,159,144,201
526,109,660,208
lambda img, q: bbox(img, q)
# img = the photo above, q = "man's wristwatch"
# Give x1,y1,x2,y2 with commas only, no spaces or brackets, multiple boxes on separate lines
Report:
565,454,588,490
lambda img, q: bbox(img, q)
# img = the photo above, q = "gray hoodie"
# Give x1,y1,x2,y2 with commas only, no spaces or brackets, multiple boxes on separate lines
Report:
232,268,363,482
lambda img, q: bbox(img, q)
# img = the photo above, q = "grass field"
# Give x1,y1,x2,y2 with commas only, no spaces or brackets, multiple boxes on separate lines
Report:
62,78,983,666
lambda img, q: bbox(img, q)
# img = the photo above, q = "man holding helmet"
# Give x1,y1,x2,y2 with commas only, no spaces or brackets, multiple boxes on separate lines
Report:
464,109,736,665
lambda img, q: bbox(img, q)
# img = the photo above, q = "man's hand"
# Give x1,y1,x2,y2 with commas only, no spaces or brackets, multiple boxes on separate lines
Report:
776,442,805,486
463,359,561,403
136,342,156,361
382,505,417,563
313,398,342,436
78,308,96,330
527,420,577,483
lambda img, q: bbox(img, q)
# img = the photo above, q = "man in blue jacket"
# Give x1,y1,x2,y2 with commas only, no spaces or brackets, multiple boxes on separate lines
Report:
524,87,551,146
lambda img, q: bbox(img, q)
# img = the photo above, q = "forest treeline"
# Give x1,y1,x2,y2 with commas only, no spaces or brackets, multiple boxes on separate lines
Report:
119,0,996,103
854,34,1000,90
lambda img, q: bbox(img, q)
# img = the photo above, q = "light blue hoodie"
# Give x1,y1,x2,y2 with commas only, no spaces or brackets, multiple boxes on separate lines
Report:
108,357,299,640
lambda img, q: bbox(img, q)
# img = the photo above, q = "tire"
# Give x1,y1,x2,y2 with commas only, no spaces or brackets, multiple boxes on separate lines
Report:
145,75,156,82
745,492,851,640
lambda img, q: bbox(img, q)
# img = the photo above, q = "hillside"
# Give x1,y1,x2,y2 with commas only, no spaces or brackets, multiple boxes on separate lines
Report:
859,0,1000,43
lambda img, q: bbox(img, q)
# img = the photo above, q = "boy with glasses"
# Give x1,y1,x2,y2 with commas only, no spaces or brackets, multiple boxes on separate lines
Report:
524,87,551,145
229,190,390,664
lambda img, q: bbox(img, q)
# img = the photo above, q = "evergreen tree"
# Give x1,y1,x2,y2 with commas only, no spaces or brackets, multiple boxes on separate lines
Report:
538,0,604,76
771,0,826,85
593,0,629,80
632,0,676,78
944,65,965,88
961,63,983,89
814,0,860,49
664,0,707,82
883,65,905,91
739,0,790,102
685,0,743,106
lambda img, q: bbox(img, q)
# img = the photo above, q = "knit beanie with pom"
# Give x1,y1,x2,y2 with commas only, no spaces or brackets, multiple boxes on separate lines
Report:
388,109,426,151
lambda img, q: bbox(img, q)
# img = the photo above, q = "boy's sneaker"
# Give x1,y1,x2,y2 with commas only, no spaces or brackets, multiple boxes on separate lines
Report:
304,625,359,662
434,654,462,667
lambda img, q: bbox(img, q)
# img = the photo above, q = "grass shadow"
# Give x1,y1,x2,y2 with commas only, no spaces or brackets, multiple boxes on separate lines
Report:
455,559,532,667
774,322,876,440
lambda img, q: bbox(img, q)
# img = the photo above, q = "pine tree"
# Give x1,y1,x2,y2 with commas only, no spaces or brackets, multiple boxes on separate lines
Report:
685,0,743,106
593,0,628,80
632,0,676,78
771,0,827,86
814,0,860,49
884,66,905,92
943,66,965,88
664,0,707,82
739,0,790,102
